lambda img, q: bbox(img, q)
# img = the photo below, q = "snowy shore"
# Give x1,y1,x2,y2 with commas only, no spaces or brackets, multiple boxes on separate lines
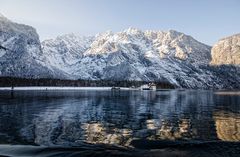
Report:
0,86,134,91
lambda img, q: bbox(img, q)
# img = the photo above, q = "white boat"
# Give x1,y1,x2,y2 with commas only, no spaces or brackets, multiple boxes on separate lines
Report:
140,83,156,91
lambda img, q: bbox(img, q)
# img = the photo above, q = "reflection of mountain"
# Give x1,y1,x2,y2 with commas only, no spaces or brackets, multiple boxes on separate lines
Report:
19,91,217,146
156,119,196,140
214,111,240,142
82,122,132,145
0,90,239,146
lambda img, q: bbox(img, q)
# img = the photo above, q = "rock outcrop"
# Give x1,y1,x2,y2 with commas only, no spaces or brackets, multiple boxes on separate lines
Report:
211,34,240,65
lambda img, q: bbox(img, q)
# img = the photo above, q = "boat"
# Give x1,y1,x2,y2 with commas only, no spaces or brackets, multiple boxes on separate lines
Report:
111,87,121,90
140,83,156,91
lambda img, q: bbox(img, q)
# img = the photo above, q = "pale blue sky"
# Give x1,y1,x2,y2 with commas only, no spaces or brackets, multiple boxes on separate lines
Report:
1,0,239,45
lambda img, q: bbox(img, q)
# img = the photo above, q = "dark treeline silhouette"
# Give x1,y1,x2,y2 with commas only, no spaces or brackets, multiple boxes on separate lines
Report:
0,77,175,89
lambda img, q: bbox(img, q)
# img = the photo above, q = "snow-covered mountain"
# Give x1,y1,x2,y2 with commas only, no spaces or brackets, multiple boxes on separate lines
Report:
0,14,240,89
0,13,66,78
41,28,218,88
41,33,94,78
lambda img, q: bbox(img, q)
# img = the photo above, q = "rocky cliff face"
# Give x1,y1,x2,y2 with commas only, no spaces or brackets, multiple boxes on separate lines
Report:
211,34,240,65
0,14,66,78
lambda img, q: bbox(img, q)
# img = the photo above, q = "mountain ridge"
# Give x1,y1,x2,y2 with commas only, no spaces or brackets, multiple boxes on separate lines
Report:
0,14,240,89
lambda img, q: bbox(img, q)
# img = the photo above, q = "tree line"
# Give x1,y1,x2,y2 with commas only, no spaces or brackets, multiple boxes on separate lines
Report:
0,77,175,89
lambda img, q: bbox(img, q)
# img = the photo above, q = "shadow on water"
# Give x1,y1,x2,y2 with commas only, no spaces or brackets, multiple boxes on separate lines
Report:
0,90,239,156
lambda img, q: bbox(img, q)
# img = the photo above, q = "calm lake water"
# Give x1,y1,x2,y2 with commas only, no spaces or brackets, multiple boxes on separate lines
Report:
0,90,240,147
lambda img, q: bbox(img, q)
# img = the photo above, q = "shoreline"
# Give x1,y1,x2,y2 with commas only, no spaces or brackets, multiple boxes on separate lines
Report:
0,86,136,91
0,87,239,92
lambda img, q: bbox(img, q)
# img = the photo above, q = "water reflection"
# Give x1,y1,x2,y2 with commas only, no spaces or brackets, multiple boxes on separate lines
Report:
214,111,240,142
0,90,239,146
82,122,132,145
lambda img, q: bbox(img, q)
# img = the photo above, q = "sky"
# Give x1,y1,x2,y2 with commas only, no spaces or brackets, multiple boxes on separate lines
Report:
0,0,239,45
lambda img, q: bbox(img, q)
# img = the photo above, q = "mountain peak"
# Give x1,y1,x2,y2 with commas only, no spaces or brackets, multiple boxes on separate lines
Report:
95,30,113,38
165,29,184,38
219,33,240,41
0,13,8,21
124,27,142,34
167,29,182,34
0,13,5,18
56,33,80,40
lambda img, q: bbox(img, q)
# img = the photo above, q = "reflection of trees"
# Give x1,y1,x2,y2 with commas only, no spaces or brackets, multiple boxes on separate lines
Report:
214,111,240,142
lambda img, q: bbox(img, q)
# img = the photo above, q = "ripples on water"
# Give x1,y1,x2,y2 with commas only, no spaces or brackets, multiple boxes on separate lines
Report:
0,90,239,147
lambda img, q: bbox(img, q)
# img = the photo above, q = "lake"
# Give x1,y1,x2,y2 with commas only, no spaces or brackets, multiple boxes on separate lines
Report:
0,90,240,156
